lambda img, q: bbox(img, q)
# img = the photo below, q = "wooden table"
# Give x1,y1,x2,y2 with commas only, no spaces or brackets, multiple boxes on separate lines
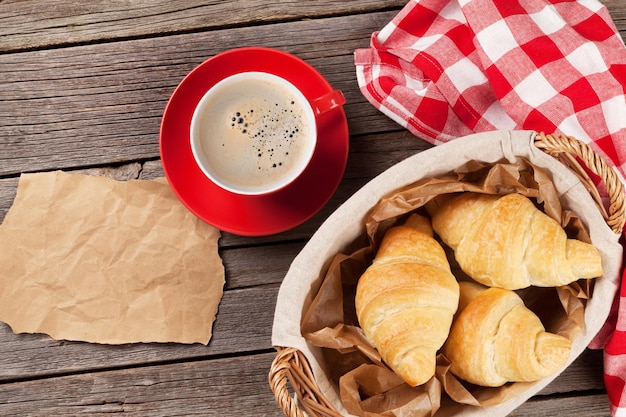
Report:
0,1,624,416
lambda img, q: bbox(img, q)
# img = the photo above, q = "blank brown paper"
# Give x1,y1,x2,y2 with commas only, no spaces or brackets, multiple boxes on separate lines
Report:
0,171,224,345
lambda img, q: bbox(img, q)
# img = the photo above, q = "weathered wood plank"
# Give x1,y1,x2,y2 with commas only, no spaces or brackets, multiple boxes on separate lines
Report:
511,393,610,417
0,350,608,416
0,11,399,177
604,0,626,32
0,0,406,53
0,352,284,416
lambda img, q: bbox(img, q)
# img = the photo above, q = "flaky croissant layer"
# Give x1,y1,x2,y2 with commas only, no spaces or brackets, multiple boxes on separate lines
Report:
426,192,603,290
443,281,572,387
355,214,460,387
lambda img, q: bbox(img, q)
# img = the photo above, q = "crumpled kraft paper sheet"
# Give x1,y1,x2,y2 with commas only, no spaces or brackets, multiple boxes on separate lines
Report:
0,171,225,345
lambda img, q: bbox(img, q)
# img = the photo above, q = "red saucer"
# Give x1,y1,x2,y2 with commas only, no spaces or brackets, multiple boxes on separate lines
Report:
160,47,349,236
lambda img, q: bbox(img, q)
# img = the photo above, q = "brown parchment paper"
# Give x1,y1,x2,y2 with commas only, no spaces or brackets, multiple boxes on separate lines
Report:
0,171,224,345
272,130,623,417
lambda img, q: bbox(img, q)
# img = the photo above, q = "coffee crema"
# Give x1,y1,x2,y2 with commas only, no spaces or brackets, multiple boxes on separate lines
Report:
191,72,315,194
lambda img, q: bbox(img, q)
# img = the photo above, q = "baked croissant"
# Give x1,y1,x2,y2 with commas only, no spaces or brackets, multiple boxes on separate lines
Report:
443,281,571,387
426,192,603,290
355,214,460,387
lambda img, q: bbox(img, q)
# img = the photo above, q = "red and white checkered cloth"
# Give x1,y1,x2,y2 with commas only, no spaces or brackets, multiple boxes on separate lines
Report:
354,0,626,414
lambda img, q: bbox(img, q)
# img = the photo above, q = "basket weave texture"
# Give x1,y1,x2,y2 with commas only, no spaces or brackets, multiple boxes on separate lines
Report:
269,133,626,417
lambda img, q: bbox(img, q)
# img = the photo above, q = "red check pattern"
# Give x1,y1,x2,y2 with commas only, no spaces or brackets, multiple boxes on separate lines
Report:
354,0,626,414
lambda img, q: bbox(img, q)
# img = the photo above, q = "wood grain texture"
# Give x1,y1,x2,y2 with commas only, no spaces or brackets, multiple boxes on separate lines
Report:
0,352,283,416
511,393,611,417
0,0,406,53
0,11,399,177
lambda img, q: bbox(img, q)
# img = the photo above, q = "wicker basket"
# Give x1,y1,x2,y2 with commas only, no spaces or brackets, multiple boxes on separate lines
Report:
269,132,626,417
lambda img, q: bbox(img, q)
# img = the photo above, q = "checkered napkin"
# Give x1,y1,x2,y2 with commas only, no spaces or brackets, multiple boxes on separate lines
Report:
354,0,626,414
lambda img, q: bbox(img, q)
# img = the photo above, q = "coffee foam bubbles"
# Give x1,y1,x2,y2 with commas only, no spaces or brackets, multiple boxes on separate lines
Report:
191,73,315,194
227,98,304,174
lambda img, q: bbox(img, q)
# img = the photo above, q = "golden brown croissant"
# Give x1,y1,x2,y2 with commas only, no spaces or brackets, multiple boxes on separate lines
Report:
426,192,603,290
355,214,460,387
443,281,571,387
